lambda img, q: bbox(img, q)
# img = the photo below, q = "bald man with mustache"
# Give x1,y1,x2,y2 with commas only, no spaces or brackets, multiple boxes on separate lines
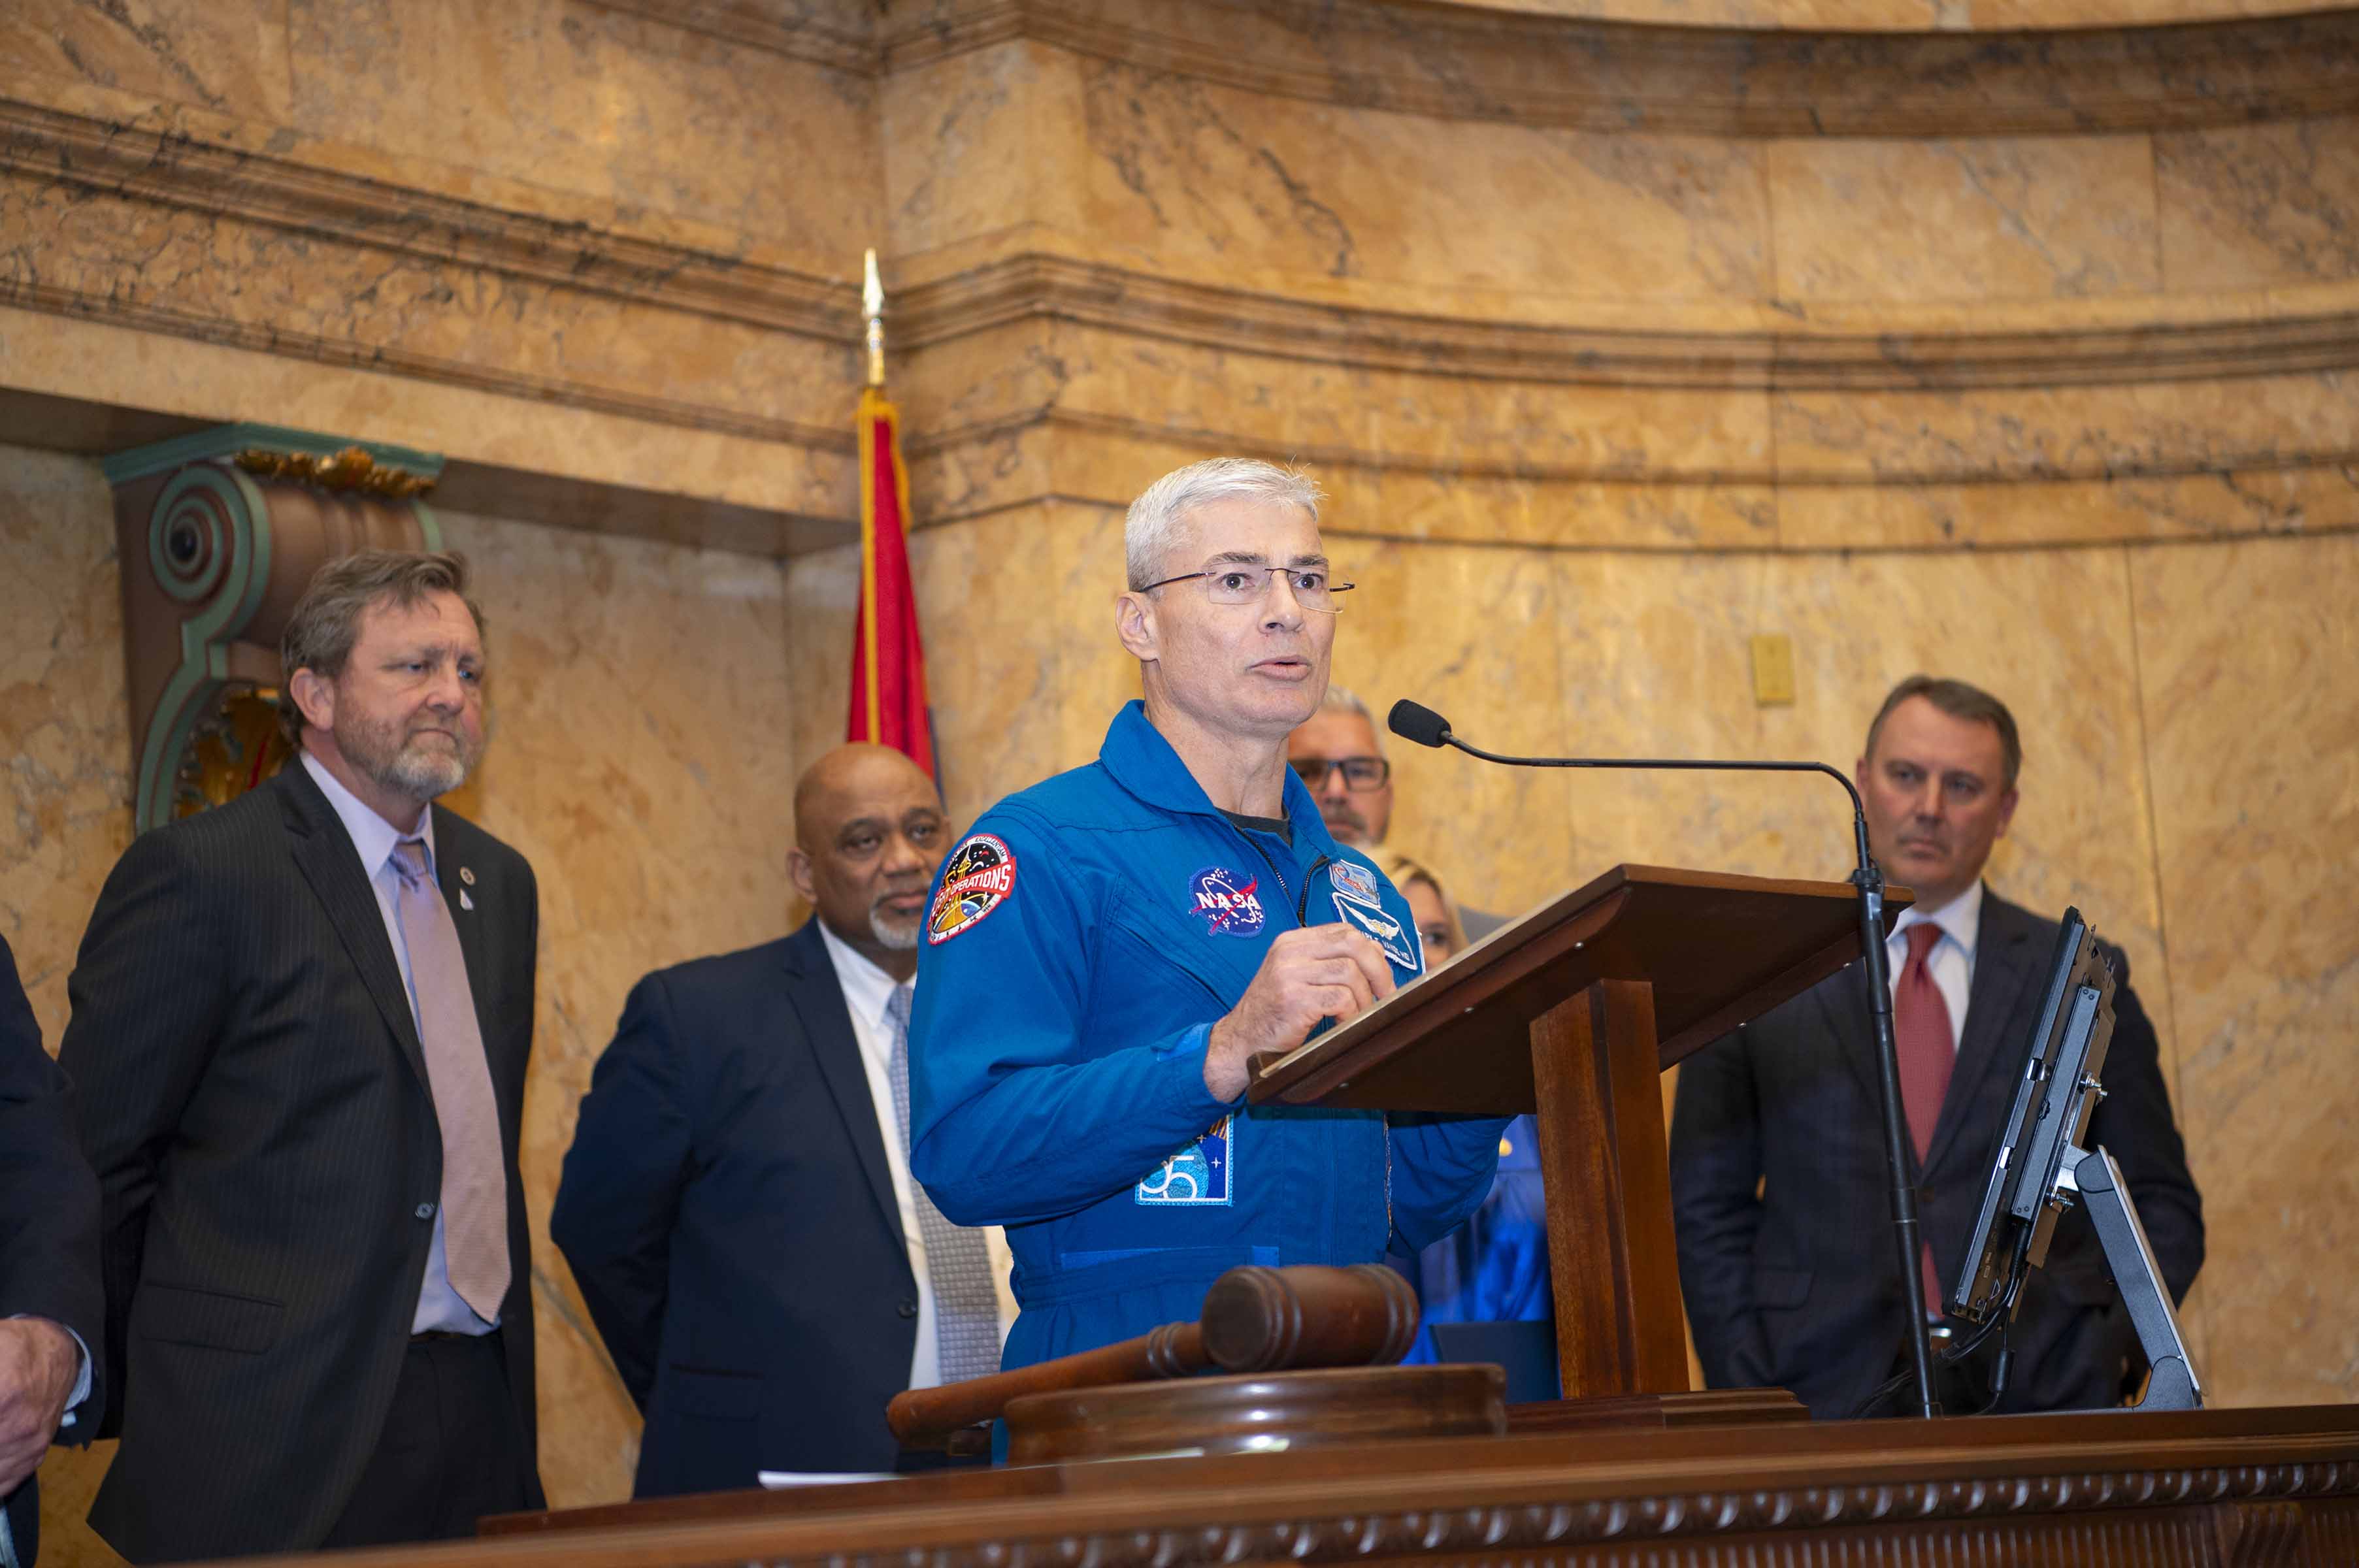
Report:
554,744,1010,1494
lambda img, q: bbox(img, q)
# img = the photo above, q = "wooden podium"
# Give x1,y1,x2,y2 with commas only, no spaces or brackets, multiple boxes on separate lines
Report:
1250,863,1906,1404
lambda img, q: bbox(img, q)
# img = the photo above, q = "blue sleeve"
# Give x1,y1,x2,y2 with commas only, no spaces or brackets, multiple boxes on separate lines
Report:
1350,874,1508,1255
1385,1112,1509,1252
910,812,1236,1228
549,970,693,1411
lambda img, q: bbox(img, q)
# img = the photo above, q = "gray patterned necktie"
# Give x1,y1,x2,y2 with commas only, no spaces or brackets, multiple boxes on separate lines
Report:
887,983,1001,1382
391,840,510,1321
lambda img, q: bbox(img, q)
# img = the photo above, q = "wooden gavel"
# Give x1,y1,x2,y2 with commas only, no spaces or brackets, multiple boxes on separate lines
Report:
887,1262,1421,1450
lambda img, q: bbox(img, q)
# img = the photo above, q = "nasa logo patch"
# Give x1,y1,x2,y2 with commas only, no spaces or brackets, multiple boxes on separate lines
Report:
1187,866,1266,937
1332,890,1421,973
1329,858,1379,905
926,834,1017,945
1137,1115,1234,1206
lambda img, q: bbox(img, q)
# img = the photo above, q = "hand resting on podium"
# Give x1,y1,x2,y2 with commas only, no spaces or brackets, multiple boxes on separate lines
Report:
1203,925,1396,1098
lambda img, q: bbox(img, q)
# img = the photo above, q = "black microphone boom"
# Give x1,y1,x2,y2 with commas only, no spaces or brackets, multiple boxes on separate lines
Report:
1387,697,1941,1421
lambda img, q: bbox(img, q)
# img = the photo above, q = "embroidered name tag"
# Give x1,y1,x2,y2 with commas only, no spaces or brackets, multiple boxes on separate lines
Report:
1332,890,1421,973
1137,1115,1234,1206
1186,866,1266,937
927,834,1016,945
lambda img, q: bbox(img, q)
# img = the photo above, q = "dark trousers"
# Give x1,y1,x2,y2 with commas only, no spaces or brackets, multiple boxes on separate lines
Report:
322,1331,533,1547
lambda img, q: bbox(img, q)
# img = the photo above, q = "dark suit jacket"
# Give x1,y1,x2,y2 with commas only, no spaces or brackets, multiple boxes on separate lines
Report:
551,921,922,1495
59,763,542,1561
0,934,103,1568
1668,887,2204,1419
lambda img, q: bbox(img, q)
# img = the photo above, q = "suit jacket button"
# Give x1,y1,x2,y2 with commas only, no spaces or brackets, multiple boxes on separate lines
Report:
415,1201,437,1220
898,1299,917,1319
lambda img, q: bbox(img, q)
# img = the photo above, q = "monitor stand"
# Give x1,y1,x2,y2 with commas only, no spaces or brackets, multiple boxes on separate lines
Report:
2057,1143,2203,1412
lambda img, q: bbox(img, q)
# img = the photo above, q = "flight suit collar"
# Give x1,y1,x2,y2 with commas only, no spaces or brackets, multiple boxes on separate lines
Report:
1099,700,1343,862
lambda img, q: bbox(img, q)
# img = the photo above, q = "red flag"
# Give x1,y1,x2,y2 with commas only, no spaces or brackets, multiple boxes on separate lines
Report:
848,385,934,776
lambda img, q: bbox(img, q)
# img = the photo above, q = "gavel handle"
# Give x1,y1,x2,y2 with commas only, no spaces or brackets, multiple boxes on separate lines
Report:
888,1320,1207,1450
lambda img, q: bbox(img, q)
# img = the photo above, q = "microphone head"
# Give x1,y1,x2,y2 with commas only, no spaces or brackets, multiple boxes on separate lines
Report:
1387,699,1452,749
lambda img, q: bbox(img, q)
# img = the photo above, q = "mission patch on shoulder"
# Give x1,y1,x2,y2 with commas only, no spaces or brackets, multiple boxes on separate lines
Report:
927,833,1017,945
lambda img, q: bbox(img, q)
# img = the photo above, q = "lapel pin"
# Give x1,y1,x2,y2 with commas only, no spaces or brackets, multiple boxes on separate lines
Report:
459,866,476,886
460,890,476,911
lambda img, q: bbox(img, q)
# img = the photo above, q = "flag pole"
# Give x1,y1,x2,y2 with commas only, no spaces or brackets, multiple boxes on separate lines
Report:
857,249,885,743
863,248,887,389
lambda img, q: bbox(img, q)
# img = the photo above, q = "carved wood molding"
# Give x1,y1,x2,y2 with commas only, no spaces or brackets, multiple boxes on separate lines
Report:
525,1451,2359,1568
849,1472,2347,1568
594,0,2359,137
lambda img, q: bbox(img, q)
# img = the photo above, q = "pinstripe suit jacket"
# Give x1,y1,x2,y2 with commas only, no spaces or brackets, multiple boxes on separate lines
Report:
59,761,542,1561
1669,889,2203,1420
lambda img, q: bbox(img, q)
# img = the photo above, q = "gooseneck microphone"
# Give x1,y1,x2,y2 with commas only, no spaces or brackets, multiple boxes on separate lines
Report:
1387,698,1941,1420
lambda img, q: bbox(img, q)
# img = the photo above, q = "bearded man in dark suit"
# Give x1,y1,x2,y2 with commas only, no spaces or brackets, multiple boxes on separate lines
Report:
1670,676,2203,1419
61,551,541,1561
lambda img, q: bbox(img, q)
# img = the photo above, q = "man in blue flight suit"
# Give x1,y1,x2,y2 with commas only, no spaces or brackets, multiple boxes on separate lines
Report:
909,457,1508,1375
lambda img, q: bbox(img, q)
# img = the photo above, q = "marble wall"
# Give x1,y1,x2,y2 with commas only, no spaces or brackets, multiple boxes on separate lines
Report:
0,442,804,1559
5,0,2359,1558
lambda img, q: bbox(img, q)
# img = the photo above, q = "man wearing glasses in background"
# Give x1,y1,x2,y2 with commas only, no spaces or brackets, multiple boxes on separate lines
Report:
906,457,1507,1374
1285,689,1508,941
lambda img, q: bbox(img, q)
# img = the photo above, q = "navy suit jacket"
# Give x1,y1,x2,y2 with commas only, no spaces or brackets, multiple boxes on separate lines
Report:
1668,888,2204,1419
0,934,103,1568
61,764,542,1560
552,921,922,1495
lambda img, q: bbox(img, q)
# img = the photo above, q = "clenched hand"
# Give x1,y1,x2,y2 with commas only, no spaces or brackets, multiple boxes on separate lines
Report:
0,1316,79,1494
1203,926,1395,1100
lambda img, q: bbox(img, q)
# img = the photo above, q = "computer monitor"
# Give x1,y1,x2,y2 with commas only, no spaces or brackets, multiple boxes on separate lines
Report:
1948,907,2118,1321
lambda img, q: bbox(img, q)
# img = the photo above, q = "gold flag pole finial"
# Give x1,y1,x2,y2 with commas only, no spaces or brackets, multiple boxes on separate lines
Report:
863,248,887,388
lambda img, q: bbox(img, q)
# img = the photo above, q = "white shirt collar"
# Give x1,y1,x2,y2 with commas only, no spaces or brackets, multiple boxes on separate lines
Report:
301,749,435,875
1892,877,1982,962
816,918,906,1031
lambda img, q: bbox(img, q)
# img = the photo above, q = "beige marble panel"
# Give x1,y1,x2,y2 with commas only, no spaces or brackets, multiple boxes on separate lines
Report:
906,500,1140,827
0,307,855,531
0,448,133,1568
2133,532,2359,1407
883,41,1077,267
1766,137,2162,304
1325,539,1579,921
1773,372,2359,483
0,0,290,122
0,171,859,451
283,0,881,265
2156,115,2359,292
1778,462,2359,551
0,448,131,1059
897,318,1779,541
1064,59,1771,304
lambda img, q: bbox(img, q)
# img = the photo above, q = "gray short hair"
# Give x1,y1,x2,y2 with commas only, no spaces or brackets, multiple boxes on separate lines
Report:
280,550,485,744
1319,684,1385,759
1125,458,1323,591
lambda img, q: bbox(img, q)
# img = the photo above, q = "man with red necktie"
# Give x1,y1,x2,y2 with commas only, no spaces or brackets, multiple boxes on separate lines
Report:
1669,676,2203,1418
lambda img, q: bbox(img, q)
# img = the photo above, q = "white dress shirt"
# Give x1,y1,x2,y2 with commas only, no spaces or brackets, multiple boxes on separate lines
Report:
300,751,493,1336
1885,879,1982,1055
816,922,1014,1390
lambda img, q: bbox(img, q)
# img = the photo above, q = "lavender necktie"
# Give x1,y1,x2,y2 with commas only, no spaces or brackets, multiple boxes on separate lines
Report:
391,840,510,1322
887,984,1001,1383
